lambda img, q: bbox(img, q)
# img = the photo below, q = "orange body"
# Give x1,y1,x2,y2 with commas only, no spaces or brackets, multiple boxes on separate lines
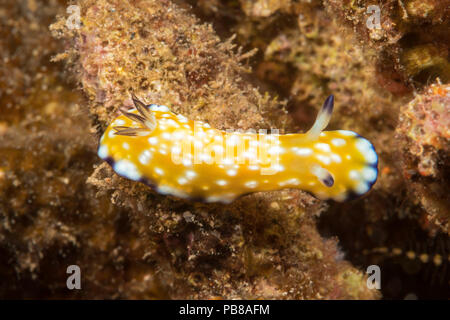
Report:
98,96,378,203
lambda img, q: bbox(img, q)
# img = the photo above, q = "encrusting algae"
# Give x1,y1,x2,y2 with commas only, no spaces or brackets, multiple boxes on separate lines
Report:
396,83,450,234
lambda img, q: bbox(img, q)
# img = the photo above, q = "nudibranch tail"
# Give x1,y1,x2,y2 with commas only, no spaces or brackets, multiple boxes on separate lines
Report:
98,94,378,204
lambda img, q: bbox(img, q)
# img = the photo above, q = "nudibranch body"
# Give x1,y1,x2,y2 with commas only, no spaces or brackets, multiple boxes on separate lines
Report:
98,95,378,203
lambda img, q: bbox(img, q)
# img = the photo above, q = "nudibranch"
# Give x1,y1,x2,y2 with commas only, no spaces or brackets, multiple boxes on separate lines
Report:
98,94,378,203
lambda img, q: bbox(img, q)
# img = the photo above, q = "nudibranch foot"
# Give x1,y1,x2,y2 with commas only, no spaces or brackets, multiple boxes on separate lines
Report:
98,94,378,203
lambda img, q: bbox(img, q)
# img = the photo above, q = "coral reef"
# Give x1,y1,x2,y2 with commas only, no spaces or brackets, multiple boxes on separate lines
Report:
188,0,449,298
0,0,166,298
0,0,447,299
0,0,380,299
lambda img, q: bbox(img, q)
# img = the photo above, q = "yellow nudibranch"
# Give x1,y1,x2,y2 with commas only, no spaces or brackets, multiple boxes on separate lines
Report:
98,94,378,203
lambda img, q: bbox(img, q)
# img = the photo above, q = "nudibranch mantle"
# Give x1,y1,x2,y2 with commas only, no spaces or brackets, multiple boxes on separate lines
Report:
98,95,378,203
